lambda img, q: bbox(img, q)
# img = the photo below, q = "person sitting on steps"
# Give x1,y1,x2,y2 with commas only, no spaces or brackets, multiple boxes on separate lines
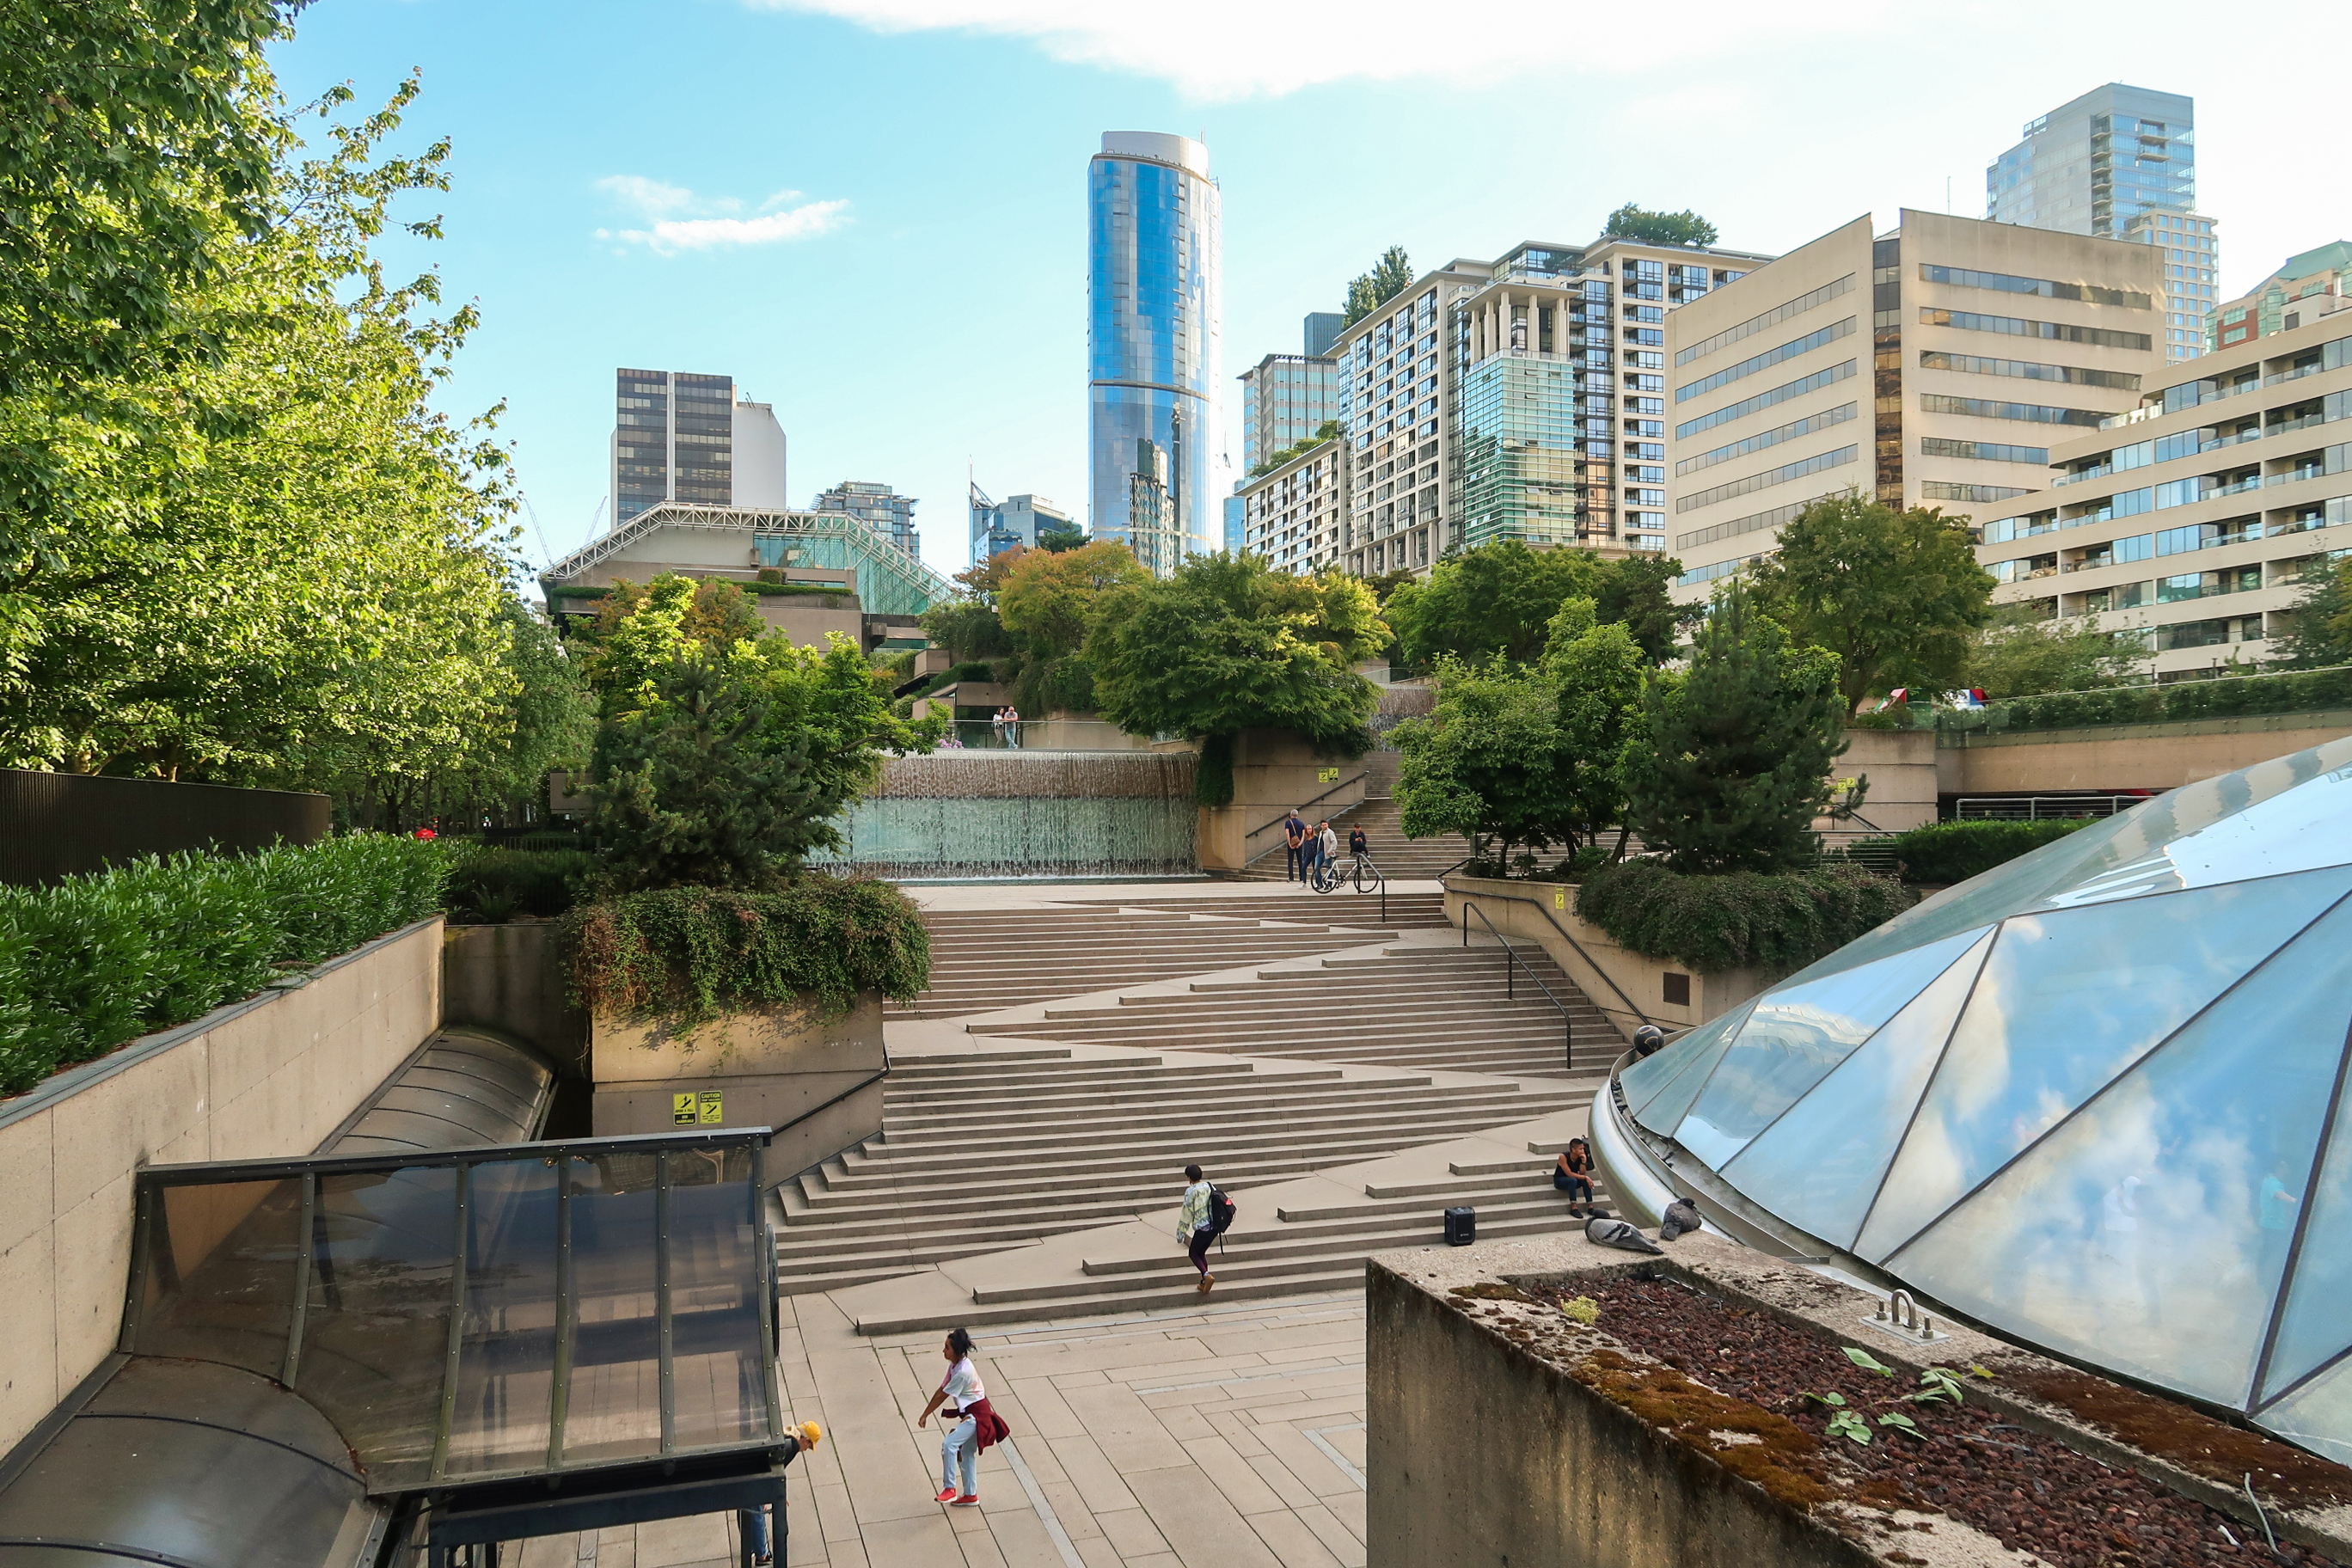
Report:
1556,1136,1596,1218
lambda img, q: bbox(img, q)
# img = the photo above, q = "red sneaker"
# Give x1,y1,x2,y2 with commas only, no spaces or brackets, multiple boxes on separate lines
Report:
951,1494,981,1508
935,1486,959,1503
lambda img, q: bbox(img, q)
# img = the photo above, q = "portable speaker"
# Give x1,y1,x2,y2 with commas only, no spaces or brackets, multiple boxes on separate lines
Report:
1443,1205,1476,1246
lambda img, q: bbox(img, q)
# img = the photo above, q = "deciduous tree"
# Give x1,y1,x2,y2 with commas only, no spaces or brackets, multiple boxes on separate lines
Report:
1963,604,2144,698
1748,492,1994,713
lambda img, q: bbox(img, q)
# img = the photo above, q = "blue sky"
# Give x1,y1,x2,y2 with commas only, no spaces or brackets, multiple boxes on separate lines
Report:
266,0,2339,585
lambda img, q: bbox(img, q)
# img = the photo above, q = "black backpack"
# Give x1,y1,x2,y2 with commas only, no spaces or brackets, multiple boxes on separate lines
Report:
1209,1185,1238,1240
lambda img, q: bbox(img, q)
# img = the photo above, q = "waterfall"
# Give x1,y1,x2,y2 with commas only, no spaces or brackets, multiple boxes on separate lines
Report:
814,751,1199,879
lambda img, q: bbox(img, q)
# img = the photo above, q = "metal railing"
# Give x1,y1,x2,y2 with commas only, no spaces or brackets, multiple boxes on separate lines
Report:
1243,770,1369,863
1954,794,2148,821
1460,901,1576,1073
934,719,1142,751
1450,887,1654,1031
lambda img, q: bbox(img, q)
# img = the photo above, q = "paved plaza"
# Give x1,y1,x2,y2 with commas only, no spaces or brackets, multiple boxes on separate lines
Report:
507,1289,1371,1568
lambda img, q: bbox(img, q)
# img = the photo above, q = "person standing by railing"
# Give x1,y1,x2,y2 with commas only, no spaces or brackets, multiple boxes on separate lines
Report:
1006,706,1022,749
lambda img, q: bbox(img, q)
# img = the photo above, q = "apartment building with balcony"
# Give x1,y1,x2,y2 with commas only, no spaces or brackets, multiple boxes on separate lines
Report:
2211,242,2352,351
1239,433,1348,574
1667,211,2163,599
1334,233,1768,579
1979,315,2352,678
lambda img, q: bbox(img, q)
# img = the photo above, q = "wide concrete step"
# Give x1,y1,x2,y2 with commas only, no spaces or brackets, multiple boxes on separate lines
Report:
863,1102,1577,1164
849,1268,1373,1332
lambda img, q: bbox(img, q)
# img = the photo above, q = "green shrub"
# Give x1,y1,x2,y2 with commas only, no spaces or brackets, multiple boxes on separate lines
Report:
446,847,599,922
0,834,452,1096
1883,818,2088,884
1576,860,1915,974
1940,665,2352,737
561,878,930,1041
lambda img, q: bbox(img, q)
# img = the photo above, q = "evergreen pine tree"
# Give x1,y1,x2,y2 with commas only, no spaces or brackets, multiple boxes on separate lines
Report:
1620,585,1847,873
591,652,823,893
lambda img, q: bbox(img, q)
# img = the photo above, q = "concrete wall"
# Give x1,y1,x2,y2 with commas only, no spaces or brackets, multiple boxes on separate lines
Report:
1828,727,1937,834
1938,710,2352,796
591,995,885,1180
1366,1257,1872,1568
0,917,444,1455
441,922,587,1077
1198,728,1369,873
1445,876,1775,1038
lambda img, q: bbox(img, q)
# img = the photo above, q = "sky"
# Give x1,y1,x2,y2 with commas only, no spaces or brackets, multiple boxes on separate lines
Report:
265,0,2345,586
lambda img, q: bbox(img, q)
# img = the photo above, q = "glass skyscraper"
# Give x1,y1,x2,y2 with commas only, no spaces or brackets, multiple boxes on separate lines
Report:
1087,132,1222,576
613,369,734,524
1987,84,2213,364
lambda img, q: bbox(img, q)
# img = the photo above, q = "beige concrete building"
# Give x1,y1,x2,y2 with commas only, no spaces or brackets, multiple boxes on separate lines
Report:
1333,234,1772,579
1979,313,2352,677
1238,432,1348,573
1667,211,2165,601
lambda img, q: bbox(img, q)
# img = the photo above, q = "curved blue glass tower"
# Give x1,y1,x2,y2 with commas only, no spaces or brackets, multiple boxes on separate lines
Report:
1088,132,1222,576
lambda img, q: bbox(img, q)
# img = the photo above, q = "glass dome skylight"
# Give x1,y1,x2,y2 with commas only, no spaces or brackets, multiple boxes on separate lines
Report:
1617,738,2352,1461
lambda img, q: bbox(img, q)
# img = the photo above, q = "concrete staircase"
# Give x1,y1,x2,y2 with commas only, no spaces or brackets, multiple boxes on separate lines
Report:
772,1044,1597,1296
890,898,1445,1018
1236,794,1467,882
968,943,1617,1080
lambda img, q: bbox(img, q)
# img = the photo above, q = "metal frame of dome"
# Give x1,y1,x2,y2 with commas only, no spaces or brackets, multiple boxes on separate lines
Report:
1590,737,2352,1463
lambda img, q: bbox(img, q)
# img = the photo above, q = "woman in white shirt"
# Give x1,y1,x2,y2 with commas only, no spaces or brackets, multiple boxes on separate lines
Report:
916,1326,1007,1505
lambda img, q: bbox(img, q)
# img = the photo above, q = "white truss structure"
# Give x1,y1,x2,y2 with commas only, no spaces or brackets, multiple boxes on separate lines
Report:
542,502,952,617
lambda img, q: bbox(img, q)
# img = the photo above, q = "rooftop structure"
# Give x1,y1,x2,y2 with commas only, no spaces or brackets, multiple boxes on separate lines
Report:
1595,736,2352,1464
2212,242,2352,352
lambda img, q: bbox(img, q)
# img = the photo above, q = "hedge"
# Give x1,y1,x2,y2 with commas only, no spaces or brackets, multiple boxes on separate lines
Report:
1877,818,2089,884
1575,860,1915,975
0,834,453,1097
562,878,930,1043
1939,665,2352,737
445,846,597,922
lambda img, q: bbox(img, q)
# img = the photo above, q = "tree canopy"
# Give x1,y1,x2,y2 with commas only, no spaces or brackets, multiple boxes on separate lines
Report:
2280,558,2352,669
1087,555,1387,802
997,541,1150,659
1748,492,1994,713
1602,204,1720,248
1382,540,1603,665
1034,524,1088,554
1963,604,2145,699
1342,246,1414,327
1620,585,1847,874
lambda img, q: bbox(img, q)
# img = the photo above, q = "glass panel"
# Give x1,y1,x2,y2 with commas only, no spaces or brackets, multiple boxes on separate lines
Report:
2045,759,2352,908
1773,738,2352,990
296,1166,460,1491
2261,1008,2352,1401
665,1149,769,1451
2253,1354,2352,1467
1627,1001,1754,1135
1675,928,1988,1169
1883,901,2351,1410
132,1178,303,1379
560,1151,664,1466
444,1158,562,1479
1720,930,1993,1248
1854,870,2352,1262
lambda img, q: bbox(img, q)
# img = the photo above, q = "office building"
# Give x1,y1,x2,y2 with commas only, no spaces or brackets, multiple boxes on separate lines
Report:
1666,211,2163,599
1977,314,2352,679
2122,210,2220,362
1087,132,1222,575
1239,434,1347,574
609,370,789,525
1223,493,1246,554
969,486,1074,564
1988,84,2213,364
1240,344,1342,474
812,481,918,559
1303,311,1344,358
1334,230,1769,579
1987,84,2199,239
2211,242,2352,351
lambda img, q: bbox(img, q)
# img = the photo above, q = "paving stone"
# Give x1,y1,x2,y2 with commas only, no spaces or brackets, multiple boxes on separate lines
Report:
1122,1466,1286,1568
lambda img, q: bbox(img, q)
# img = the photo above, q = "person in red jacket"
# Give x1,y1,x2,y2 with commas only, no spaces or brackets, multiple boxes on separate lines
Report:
917,1327,1009,1507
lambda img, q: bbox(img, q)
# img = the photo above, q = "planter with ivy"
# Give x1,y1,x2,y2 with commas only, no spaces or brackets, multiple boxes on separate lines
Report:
560,879,928,1177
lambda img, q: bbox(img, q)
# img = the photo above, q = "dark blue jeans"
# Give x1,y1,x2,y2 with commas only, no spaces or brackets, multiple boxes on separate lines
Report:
1286,844,1306,879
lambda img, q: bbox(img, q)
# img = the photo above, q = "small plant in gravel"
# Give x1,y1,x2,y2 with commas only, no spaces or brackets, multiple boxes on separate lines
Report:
1559,1295,1600,1326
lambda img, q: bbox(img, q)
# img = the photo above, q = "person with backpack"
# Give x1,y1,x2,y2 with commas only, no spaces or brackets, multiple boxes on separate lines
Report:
1283,811,1308,882
916,1326,1008,1508
1179,1163,1233,1292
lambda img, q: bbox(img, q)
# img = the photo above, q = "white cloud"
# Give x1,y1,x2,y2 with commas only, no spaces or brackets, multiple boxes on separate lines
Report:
597,176,851,254
748,0,1900,99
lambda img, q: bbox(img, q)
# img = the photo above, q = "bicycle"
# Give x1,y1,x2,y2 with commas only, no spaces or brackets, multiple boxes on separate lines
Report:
1311,854,1384,895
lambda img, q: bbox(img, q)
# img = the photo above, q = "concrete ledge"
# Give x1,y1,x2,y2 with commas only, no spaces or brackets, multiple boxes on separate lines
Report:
0,916,444,1455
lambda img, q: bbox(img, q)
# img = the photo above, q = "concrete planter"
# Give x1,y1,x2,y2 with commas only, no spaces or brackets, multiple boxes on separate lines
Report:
1443,874,1774,1036
590,994,885,1181
0,916,444,1456
1197,728,1369,873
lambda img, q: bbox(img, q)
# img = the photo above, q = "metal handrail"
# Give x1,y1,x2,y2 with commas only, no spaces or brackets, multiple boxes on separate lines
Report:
1450,887,1653,1028
1244,770,1369,861
1459,902,1575,1073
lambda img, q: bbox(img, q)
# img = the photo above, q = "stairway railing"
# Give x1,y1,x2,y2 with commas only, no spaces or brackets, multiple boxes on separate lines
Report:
1459,902,1575,1073
1449,888,1654,1031
1242,769,1369,865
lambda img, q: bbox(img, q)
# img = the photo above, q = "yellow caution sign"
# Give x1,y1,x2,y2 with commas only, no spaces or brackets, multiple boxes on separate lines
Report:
698,1089,725,1125
1553,887,1567,910
671,1093,697,1127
